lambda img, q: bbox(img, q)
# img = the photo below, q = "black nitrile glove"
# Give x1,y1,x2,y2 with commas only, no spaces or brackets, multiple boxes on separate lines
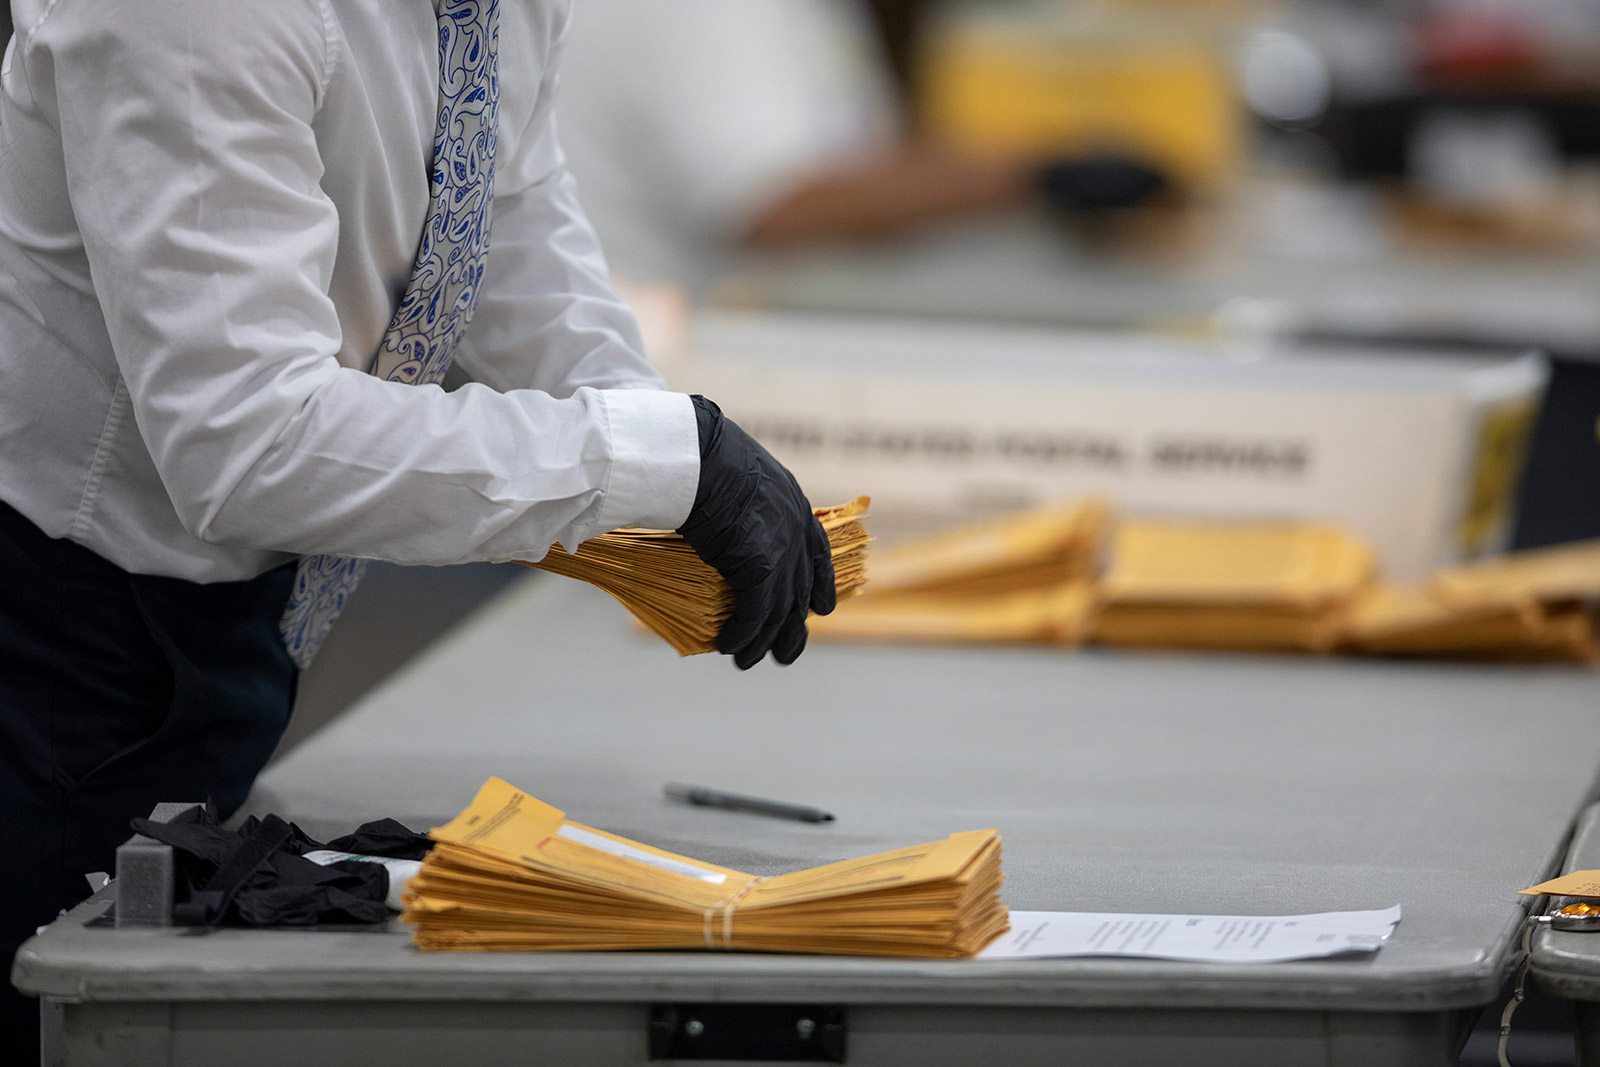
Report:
678,395,836,670
1036,155,1170,213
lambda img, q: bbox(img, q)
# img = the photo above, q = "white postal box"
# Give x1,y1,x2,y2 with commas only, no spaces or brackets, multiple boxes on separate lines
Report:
664,313,1548,581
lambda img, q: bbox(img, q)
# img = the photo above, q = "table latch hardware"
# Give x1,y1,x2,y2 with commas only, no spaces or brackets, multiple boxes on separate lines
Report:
648,1003,845,1062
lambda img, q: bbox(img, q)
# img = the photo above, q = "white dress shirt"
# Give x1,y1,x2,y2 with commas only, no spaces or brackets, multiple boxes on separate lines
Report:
0,0,699,583
558,0,899,293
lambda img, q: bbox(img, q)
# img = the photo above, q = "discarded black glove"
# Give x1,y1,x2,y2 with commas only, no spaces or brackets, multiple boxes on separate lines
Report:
678,395,836,670
129,807,432,927
1036,155,1169,213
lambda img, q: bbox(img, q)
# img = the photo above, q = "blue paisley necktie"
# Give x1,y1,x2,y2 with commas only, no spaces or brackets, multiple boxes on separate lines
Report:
279,0,500,669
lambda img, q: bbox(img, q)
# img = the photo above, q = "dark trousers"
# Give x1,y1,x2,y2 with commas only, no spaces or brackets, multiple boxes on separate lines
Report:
0,501,297,1061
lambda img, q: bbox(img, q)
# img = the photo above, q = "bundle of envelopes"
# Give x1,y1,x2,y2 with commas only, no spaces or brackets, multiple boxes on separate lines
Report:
1344,539,1600,662
1092,519,1377,653
805,497,1599,663
517,497,871,656
807,499,1106,646
403,778,1009,958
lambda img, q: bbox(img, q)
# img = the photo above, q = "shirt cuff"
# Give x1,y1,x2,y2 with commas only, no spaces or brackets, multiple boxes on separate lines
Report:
594,389,699,533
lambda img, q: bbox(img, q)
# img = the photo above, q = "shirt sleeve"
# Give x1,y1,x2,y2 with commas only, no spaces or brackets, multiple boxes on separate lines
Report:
32,0,698,566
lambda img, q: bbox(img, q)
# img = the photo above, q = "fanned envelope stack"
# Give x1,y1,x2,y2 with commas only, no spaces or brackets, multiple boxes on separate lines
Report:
404,778,1009,959
1432,537,1600,607
517,498,871,656
808,500,1106,646
1093,519,1376,652
1343,584,1597,662
865,499,1107,599
1341,537,1600,662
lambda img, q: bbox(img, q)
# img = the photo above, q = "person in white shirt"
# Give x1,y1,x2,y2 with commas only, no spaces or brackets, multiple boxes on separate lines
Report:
0,2,832,1053
557,0,1168,295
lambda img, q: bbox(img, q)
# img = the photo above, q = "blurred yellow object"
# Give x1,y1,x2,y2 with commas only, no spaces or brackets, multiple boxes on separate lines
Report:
868,498,1108,598
809,501,1105,647
405,778,1009,958
782,497,1596,665
920,12,1242,190
1092,602,1349,653
517,497,871,657
1099,519,1375,608
1431,538,1600,608
810,585,1095,647
1094,519,1375,652
1343,585,1595,662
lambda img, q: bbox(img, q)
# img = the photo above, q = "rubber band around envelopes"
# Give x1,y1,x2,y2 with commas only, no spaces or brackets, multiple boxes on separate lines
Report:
704,877,769,950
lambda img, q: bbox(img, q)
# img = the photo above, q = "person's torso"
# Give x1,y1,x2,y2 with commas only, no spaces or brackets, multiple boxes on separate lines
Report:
0,0,558,580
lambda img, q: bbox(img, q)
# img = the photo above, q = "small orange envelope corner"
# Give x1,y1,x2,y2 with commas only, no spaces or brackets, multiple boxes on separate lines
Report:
1519,870,1600,899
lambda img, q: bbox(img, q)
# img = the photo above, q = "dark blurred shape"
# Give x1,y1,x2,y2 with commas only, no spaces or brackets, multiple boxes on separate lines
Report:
860,0,933,105
1036,156,1170,213
1512,356,1600,551
1322,94,1600,181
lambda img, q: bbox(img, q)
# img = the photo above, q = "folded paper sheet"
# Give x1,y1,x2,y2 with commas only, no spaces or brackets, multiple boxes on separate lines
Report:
517,498,871,656
404,778,1009,958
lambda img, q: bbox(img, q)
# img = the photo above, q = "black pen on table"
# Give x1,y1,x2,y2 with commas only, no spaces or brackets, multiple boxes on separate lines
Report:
664,783,835,824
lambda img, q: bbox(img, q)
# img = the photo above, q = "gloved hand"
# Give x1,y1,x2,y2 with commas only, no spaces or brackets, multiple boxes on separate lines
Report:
1036,155,1170,213
678,395,836,669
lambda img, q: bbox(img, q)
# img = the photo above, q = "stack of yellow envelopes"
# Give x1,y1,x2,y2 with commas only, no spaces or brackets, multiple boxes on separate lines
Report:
1342,584,1596,662
809,585,1096,646
808,500,1106,646
517,498,872,656
865,499,1108,599
404,778,1009,959
1093,519,1376,653
1356,538,1600,663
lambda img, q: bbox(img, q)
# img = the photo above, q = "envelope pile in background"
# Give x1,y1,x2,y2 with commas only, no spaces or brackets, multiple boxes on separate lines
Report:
810,498,1600,664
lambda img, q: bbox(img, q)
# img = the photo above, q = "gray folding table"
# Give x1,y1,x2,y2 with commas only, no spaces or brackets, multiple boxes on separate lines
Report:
15,577,1600,1066
1531,802,1600,1065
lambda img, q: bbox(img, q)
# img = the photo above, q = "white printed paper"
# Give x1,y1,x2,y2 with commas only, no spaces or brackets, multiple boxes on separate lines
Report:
978,905,1401,964
556,824,729,885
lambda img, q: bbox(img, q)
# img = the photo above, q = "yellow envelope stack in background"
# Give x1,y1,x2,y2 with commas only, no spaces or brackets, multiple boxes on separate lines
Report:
1342,538,1600,662
808,499,1106,646
1092,520,1375,653
518,498,871,656
516,479,1597,665
404,778,1009,959
806,498,1597,663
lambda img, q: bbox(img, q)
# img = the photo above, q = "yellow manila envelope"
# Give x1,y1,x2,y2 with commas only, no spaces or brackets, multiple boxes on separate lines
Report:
1433,539,1600,608
1520,871,1600,899
809,585,1094,647
866,499,1109,598
1100,519,1375,608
